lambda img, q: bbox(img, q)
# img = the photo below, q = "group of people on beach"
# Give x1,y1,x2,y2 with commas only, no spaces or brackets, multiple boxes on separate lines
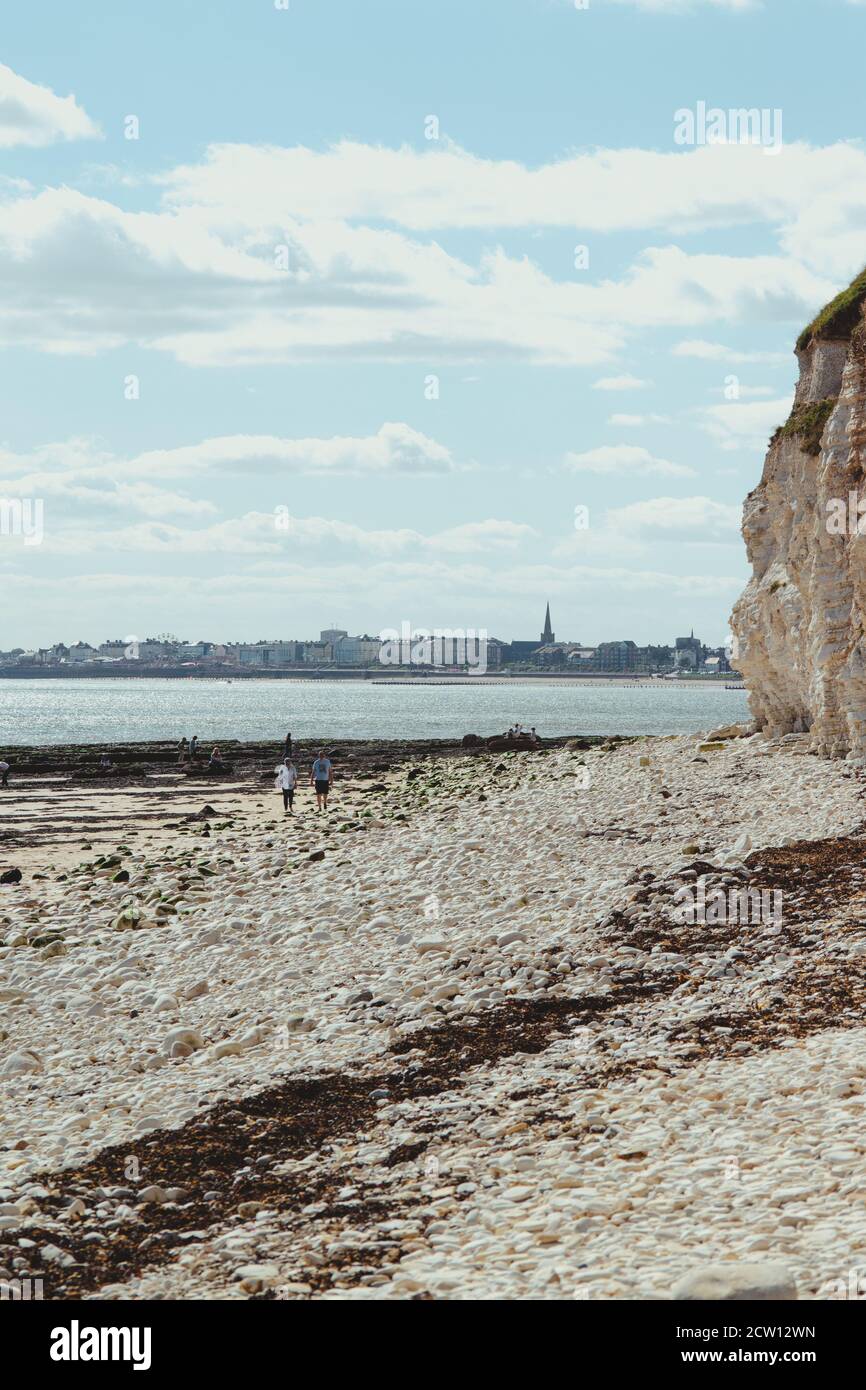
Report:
504,724,538,741
177,736,226,771
273,733,333,813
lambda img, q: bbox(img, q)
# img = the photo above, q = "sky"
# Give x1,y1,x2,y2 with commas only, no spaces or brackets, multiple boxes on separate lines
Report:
1,0,865,649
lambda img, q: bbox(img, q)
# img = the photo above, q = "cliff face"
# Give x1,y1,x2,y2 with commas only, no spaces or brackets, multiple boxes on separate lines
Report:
731,271,866,759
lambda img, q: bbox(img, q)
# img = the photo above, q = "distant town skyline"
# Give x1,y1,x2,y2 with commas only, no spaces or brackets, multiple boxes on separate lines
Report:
0,602,716,651
2,2,865,645
0,602,732,677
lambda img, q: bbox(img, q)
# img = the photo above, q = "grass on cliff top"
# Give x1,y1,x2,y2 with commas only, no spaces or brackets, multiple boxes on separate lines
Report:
770,397,836,457
797,265,866,352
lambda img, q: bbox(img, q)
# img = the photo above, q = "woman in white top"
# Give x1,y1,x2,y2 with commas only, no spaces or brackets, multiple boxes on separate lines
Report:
274,758,298,813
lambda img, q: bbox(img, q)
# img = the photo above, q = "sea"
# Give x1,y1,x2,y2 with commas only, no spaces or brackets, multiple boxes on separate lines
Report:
0,677,750,746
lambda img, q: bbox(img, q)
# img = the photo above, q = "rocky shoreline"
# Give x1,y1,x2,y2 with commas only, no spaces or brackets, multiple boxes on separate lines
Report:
0,732,587,783
0,734,598,862
2,726,866,1300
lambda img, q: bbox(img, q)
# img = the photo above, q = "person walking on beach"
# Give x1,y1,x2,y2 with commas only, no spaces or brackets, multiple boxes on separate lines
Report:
190,735,199,761
310,749,333,811
283,730,293,758
274,757,297,813
0,758,9,788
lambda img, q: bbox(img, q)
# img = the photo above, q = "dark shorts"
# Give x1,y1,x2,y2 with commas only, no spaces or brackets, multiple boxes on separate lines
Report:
315,779,330,795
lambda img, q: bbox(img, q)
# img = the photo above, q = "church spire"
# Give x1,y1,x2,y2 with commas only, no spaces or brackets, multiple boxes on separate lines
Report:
541,603,554,644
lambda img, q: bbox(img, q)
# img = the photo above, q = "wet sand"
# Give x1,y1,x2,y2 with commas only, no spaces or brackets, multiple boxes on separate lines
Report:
0,734,589,875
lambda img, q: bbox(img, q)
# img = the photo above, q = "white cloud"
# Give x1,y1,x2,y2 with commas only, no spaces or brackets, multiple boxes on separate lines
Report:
36,513,536,558
155,138,866,293
0,186,627,365
270,515,537,557
608,0,758,11
608,413,673,426
0,453,536,558
5,563,743,619
708,383,774,397
593,374,652,390
0,63,99,149
605,495,742,540
1,134,861,369
0,133,854,366
0,425,460,494
159,137,830,237
564,444,696,477
425,520,536,553
698,394,793,450
0,427,465,550
0,473,213,520
0,439,216,519
129,423,460,479
672,338,789,364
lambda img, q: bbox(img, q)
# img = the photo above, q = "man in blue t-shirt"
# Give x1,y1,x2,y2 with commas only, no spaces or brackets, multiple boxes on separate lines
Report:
310,749,333,811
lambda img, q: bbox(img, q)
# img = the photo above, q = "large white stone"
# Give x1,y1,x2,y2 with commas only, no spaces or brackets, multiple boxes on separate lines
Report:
673,1263,797,1302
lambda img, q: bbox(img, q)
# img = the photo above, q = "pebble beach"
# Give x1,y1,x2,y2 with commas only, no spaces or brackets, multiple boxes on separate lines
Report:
2,727,866,1301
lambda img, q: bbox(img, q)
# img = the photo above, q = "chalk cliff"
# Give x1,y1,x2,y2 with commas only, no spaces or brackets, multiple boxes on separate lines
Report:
731,270,866,759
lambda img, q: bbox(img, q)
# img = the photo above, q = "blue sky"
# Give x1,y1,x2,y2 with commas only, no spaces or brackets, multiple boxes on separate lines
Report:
1,0,865,648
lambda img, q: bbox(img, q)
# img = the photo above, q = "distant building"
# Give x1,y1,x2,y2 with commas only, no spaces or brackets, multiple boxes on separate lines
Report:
333,635,381,665
504,640,540,664
593,640,640,672
503,604,555,664
67,642,99,663
535,643,573,667
675,632,703,670
96,637,173,661
179,641,216,660
703,648,732,674
98,640,128,660
485,638,505,669
137,639,173,661
193,644,229,664
0,620,716,676
22,643,69,665
644,645,675,672
589,641,674,673
303,642,334,664
233,641,301,667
